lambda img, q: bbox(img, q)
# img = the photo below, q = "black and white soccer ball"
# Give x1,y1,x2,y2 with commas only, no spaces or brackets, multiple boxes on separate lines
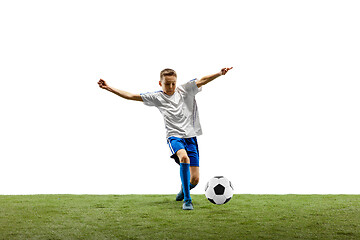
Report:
205,176,234,205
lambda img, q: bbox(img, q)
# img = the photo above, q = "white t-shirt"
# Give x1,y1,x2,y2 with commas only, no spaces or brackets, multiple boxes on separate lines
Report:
141,79,202,139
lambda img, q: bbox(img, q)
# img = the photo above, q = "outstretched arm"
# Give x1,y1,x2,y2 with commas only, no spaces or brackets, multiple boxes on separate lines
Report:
196,67,233,88
98,79,143,102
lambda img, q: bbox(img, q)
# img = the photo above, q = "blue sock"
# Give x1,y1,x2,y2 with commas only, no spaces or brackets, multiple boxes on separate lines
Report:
180,163,191,201
190,183,197,190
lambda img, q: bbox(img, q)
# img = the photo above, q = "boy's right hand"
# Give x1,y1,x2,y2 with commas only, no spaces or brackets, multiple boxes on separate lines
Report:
220,67,233,75
98,79,109,90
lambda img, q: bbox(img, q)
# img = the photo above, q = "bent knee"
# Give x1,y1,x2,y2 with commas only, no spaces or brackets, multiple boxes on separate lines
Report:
177,149,190,164
179,156,190,164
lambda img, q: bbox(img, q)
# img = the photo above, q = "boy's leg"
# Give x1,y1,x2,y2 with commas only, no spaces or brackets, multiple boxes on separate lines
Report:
177,149,191,202
176,149,200,201
169,137,199,207
188,137,200,187
190,166,199,186
176,167,198,201
177,149,194,210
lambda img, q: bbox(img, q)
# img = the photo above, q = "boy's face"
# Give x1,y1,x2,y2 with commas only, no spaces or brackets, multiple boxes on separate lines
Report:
159,75,177,96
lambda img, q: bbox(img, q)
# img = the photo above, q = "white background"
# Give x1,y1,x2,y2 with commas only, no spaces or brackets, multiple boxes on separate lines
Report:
1,0,359,195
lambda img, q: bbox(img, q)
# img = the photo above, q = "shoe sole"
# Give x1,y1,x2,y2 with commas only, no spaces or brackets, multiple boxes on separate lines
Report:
183,207,193,210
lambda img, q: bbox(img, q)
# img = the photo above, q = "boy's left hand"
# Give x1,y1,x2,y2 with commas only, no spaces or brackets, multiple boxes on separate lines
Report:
220,67,233,75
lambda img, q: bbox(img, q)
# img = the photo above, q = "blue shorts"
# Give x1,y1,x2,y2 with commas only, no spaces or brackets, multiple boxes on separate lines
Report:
167,137,200,167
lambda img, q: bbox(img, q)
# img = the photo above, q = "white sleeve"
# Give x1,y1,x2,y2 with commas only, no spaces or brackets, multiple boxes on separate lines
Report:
180,79,202,96
140,91,161,107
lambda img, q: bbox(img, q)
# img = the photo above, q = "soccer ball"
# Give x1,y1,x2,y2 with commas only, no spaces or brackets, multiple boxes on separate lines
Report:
205,176,234,205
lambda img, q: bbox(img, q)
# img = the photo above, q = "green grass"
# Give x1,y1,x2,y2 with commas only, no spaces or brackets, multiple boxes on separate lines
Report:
1,195,359,239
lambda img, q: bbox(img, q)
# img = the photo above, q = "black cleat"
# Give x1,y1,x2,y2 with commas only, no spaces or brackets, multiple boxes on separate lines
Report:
176,185,184,201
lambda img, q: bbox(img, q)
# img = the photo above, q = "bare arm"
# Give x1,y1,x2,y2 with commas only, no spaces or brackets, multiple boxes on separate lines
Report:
98,79,143,102
196,67,233,88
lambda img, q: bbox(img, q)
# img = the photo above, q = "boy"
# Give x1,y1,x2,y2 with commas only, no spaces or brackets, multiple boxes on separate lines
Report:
98,67,233,210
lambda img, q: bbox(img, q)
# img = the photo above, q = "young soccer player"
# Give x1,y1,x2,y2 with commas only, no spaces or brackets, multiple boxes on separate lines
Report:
98,67,233,210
